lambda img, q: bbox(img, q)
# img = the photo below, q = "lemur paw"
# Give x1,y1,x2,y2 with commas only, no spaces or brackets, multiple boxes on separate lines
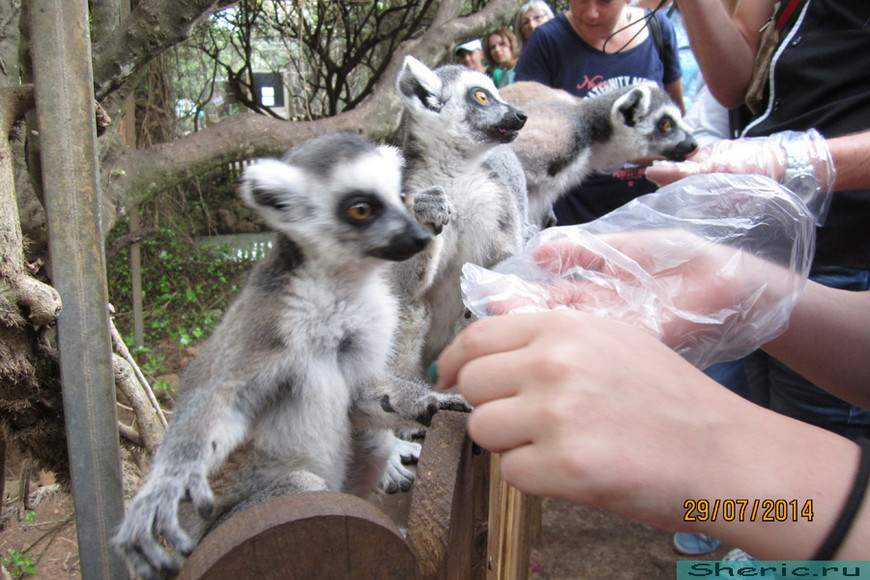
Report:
410,186,452,235
112,468,214,579
381,452,414,493
395,437,423,464
416,392,472,427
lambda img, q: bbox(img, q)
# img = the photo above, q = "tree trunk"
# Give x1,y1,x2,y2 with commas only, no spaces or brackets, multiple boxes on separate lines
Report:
0,85,67,479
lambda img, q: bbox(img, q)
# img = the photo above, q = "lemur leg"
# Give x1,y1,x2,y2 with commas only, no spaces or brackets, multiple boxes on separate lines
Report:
344,428,396,496
112,381,253,579
391,299,431,379
381,435,422,493
210,469,329,529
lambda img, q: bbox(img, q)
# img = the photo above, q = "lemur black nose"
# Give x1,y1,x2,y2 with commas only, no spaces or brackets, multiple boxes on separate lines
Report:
668,136,699,161
512,110,528,129
371,221,430,262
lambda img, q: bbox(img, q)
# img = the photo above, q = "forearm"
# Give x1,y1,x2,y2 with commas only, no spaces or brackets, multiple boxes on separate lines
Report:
682,409,867,559
763,283,870,409
665,79,686,116
675,0,763,108
826,132,870,192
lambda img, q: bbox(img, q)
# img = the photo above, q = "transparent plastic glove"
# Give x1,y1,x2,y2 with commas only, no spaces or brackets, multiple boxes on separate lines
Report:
461,174,816,370
646,130,835,225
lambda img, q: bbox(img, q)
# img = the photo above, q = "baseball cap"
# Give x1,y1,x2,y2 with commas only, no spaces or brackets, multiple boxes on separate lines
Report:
455,39,482,54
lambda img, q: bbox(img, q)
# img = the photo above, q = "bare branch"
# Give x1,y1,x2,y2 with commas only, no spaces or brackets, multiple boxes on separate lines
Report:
92,0,226,100
112,354,165,454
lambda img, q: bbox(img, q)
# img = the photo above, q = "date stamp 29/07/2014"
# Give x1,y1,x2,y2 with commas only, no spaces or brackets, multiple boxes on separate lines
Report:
683,499,814,523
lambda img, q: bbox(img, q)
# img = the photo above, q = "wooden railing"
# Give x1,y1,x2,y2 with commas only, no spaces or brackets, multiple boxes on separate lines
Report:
178,411,539,579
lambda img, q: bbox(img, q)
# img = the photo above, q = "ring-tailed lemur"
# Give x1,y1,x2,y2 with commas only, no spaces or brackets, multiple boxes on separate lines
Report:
499,81,698,228
391,56,532,378
112,133,470,580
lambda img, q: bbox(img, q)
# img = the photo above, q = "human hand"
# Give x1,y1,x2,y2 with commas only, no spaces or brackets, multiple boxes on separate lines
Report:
433,310,745,526
460,174,815,369
466,229,790,367
646,130,835,224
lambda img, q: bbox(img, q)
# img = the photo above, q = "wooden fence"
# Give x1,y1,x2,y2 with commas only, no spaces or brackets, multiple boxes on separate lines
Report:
178,411,539,579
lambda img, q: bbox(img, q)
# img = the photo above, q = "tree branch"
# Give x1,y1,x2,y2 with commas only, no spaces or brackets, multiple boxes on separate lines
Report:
97,0,523,234
112,354,165,454
91,0,228,100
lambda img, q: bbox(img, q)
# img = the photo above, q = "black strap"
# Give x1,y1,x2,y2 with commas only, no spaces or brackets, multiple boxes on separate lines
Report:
645,9,665,59
813,438,870,560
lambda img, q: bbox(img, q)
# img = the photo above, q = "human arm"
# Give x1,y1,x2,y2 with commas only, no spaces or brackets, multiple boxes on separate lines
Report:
646,130,869,192
658,10,686,116
434,309,869,559
825,132,870,192
665,78,685,116
764,282,870,409
675,0,774,108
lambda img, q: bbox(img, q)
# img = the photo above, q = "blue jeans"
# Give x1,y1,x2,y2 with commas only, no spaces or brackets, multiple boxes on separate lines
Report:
704,360,751,400
744,266,870,440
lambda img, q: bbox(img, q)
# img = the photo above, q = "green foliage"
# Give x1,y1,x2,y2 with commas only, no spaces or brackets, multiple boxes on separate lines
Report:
3,550,37,577
107,218,255,352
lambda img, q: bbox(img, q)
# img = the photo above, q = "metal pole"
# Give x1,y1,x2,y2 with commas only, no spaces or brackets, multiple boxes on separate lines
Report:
29,1,128,578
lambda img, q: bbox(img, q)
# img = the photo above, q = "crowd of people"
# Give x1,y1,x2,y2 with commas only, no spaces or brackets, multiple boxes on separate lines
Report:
453,1,554,90
445,0,870,565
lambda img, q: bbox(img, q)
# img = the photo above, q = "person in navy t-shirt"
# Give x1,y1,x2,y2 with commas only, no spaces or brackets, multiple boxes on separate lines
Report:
515,0,683,225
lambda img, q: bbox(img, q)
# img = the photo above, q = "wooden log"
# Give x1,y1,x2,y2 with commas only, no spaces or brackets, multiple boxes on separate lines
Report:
178,491,418,580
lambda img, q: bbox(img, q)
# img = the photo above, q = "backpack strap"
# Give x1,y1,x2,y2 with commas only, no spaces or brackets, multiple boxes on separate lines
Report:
645,9,665,59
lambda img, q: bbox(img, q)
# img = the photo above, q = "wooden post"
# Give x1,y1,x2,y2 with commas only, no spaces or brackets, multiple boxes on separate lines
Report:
485,454,538,580
406,410,482,579
30,0,127,576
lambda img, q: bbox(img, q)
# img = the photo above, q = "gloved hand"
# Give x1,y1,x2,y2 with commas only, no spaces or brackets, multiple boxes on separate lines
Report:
460,173,816,369
646,129,836,225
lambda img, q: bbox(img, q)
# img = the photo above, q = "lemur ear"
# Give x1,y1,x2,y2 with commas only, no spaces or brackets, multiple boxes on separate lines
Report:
240,159,315,223
376,144,405,169
397,56,444,113
612,84,652,127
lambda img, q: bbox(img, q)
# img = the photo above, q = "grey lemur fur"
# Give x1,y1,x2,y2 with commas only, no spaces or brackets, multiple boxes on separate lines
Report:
390,56,532,378
112,133,470,580
499,81,698,228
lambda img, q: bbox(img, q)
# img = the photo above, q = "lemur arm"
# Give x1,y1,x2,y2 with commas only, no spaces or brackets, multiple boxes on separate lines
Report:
112,380,254,579
390,186,451,300
351,374,471,433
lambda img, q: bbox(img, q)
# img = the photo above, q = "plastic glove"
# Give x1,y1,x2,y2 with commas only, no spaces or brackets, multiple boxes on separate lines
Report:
461,173,816,370
646,130,835,225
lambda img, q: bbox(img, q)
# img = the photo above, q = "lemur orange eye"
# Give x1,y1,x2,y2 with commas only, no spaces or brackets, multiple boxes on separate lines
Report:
660,119,673,132
348,202,373,221
474,90,488,105
400,192,408,205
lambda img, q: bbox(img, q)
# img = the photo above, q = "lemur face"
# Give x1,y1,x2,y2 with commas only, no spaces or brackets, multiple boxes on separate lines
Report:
241,134,430,264
397,56,528,149
611,83,697,160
